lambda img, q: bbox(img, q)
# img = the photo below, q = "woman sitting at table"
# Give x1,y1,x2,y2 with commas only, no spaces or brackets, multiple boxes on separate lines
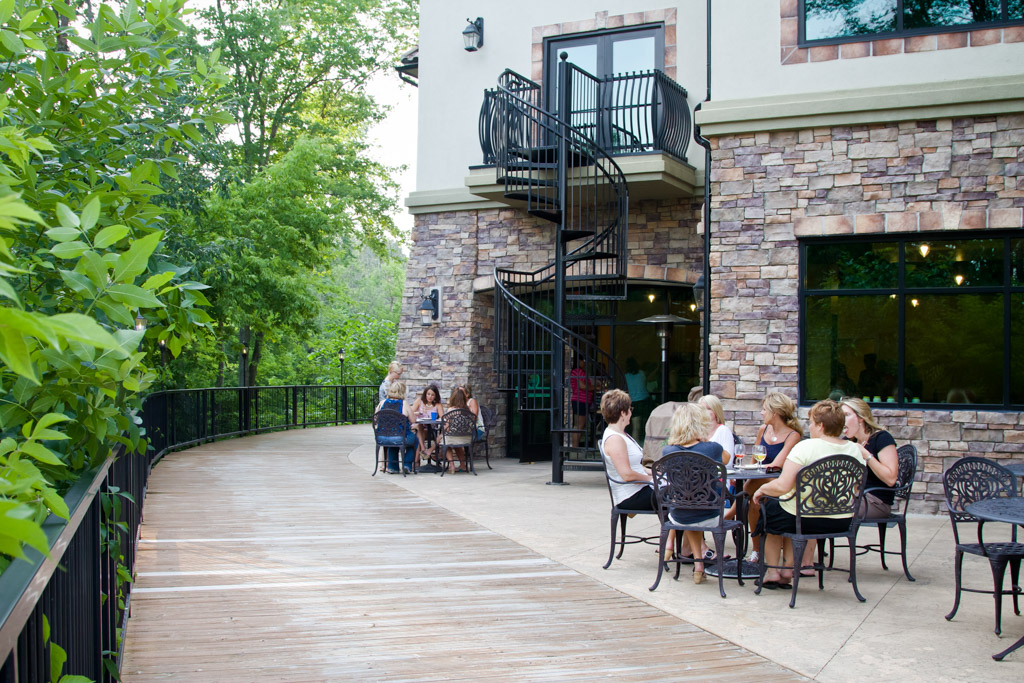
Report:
412,384,442,463
752,399,864,588
442,387,472,474
600,389,655,512
459,383,485,441
745,391,803,564
376,380,416,474
840,397,899,519
661,402,729,585
378,361,403,404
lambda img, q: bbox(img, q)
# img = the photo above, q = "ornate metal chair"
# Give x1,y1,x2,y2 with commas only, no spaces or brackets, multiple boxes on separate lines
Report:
756,454,867,608
439,408,477,476
649,451,744,598
943,456,1024,635
831,444,919,581
598,438,658,569
372,410,413,477
472,405,495,470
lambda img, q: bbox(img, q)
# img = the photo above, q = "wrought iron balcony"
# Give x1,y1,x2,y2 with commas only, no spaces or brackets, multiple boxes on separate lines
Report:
479,68,691,165
473,67,697,203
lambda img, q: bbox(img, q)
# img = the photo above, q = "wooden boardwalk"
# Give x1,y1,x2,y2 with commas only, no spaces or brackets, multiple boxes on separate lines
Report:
121,427,801,681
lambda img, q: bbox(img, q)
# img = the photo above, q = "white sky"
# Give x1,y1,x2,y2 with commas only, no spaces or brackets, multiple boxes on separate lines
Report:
366,70,418,234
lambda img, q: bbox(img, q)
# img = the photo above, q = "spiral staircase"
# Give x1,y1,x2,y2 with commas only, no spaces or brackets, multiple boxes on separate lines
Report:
486,58,630,481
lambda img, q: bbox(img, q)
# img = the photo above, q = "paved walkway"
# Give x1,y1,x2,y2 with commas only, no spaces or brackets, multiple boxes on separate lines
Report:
120,426,799,681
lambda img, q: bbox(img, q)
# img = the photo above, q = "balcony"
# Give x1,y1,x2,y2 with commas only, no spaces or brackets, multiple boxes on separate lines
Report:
468,68,699,204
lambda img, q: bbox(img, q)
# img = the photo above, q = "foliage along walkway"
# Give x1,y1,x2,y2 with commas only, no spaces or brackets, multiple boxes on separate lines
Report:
120,426,801,681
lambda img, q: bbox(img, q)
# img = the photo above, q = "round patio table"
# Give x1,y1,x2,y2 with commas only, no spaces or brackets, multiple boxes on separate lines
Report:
414,417,443,473
704,465,781,580
965,497,1024,661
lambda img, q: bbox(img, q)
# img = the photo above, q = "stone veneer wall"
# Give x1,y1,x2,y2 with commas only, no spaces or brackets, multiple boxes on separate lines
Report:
707,114,1024,512
397,198,704,458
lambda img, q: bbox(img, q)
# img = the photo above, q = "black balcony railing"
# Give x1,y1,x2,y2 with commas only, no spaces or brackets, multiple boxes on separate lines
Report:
480,68,690,165
0,384,377,681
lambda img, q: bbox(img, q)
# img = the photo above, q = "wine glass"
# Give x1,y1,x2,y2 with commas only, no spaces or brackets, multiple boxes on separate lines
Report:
753,445,767,469
733,442,744,468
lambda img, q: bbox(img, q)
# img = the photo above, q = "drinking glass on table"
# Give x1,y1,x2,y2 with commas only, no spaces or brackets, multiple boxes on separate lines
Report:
733,442,744,468
752,445,767,469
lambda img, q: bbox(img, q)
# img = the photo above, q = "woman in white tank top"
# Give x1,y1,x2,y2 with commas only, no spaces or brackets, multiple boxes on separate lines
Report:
600,389,654,510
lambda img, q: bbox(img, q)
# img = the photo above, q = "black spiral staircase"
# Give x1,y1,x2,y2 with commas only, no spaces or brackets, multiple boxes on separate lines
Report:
487,58,631,481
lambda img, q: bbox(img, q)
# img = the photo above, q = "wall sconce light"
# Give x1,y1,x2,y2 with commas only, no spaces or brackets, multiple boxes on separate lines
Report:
911,298,920,308
647,293,655,303
134,313,147,332
954,274,964,286
463,17,483,52
690,303,697,312
692,273,705,313
919,243,930,258
418,287,441,326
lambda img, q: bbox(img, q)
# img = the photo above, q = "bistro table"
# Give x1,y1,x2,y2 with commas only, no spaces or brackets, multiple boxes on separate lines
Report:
1006,463,1024,493
965,497,1024,661
705,465,781,580
414,417,443,473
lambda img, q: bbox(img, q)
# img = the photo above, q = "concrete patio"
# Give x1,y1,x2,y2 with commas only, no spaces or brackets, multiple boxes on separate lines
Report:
346,424,1024,681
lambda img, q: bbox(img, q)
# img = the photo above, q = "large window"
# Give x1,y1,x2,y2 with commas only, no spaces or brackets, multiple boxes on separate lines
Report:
801,234,1024,407
802,0,1024,45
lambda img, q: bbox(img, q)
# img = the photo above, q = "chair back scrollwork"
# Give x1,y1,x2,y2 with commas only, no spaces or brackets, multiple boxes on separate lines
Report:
373,410,409,440
794,455,866,530
892,444,918,502
441,408,476,441
650,451,728,523
943,456,1017,526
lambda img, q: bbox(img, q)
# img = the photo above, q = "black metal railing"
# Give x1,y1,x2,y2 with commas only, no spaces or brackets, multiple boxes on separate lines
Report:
479,68,690,165
0,383,378,681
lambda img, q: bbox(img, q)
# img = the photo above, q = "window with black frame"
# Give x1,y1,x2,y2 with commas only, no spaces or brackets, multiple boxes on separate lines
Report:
801,234,1024,407
802,0,1024,45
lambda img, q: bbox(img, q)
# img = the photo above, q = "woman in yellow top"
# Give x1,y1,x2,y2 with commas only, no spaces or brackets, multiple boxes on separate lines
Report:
752,399,864,588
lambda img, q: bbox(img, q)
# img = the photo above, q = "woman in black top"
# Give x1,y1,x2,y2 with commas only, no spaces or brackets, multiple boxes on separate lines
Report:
840,397,899,519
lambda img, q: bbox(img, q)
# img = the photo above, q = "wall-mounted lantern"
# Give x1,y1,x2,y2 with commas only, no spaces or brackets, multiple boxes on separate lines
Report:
418,288,441,326
463,17,483,52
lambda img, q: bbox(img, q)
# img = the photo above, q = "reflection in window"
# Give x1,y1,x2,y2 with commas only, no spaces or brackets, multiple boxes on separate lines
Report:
802,235,1023,406
804,295,898,401
905,294,1004,404
805,0,897,41
805,241,898,289
803,0,1023,43
905,238,1003,287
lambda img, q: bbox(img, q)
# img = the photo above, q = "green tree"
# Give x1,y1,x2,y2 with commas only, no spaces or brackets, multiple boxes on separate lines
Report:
0,0,228,564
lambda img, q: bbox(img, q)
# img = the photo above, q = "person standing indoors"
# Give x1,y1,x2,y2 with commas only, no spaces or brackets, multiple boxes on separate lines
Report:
840,397,899,519
569,356,593,447
378,361,403,404
745,391,803,564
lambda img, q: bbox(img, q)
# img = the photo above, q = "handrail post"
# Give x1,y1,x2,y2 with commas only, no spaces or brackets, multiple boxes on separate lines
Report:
342,385,348,424
291,387,298,429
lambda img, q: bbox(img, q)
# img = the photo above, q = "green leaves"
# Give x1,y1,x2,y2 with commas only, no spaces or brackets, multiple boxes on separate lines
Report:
113,231,163,283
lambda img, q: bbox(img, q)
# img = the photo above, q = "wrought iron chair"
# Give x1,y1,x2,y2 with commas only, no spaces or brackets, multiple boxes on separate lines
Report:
439,408,477,476
649,451,744,598
943,456,1024,635
831,444,918,581
756,454,867,608
472,405,495,470
598,438,658,569
372,410,413,477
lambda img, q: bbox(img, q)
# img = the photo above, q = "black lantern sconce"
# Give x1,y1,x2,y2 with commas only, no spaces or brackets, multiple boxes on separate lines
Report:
418,288,441,326
463,17,483,52
692,274,705,313
134,313,147,333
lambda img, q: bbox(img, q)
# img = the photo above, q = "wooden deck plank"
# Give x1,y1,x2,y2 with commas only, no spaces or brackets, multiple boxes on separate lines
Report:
120,429,802,681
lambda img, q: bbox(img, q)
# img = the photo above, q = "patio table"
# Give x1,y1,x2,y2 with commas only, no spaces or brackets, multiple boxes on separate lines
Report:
415,417,442,472
1006,463,1024,493
705,466,781,580
966,497,1024,661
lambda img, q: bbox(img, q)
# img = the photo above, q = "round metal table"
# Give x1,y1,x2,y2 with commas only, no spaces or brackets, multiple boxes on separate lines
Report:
704,465,781,579
965,497,1024,661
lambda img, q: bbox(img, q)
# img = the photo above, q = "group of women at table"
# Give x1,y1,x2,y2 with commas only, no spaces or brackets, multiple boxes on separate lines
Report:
601,388,900,588
375,361,485,474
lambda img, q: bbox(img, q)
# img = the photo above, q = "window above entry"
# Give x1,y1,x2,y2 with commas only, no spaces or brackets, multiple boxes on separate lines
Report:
801,0,1024,46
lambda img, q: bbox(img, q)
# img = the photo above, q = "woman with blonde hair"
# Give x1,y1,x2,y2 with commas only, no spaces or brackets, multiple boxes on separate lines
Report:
378,360,403,404
840,397,899,518
745,391,804,563
375,380,416,473
698,394,735,464
660,403,729,585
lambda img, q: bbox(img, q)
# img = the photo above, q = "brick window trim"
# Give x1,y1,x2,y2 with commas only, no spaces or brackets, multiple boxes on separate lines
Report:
531,8,677,85
780,0,1024,65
